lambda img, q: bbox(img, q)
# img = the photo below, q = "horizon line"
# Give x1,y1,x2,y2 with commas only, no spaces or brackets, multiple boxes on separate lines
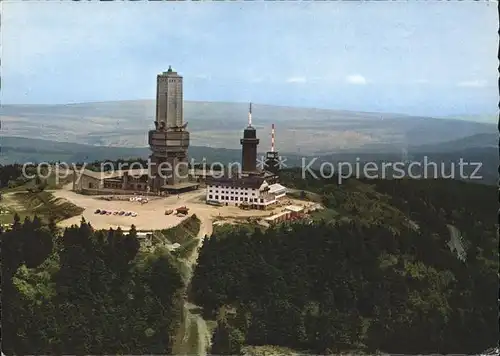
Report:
1,99,495,121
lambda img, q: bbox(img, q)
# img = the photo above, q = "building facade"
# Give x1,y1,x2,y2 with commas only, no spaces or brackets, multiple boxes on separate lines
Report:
72,167,216,195
72,166,220,195
205,176,286,208
73,169,151,194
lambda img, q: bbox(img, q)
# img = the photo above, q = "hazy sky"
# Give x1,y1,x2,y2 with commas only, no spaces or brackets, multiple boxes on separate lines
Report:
1,1,497,117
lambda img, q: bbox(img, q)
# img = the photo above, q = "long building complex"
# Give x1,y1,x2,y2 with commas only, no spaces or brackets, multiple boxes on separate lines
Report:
206,175,286,209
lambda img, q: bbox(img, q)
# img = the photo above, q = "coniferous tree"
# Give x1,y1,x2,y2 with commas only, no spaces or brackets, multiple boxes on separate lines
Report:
211,319,245,355
48,215,58,235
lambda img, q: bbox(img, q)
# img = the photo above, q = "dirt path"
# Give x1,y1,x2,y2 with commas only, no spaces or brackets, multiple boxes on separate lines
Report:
171,210,214,356
185,213,213,271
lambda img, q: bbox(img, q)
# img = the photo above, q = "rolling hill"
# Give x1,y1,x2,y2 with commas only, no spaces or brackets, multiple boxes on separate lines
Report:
1,100,495,154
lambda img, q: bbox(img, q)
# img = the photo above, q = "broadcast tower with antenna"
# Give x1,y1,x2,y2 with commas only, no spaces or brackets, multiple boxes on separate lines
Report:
240,103,260,174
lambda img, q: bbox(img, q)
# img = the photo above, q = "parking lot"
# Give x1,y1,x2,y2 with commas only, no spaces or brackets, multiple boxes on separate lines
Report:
52,184,316,231
52,187,208,230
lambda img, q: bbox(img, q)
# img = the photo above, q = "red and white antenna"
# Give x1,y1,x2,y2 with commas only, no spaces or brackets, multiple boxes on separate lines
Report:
271,123,275,152
248,102,252,126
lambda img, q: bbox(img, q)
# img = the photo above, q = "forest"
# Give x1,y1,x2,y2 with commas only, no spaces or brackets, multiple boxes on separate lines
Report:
0,164,29,189
192,170,498,355
1,165,497,355
1,216,185,355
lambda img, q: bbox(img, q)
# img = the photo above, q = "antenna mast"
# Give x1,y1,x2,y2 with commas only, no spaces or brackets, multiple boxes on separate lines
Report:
248,102,252,126
271,124,275,152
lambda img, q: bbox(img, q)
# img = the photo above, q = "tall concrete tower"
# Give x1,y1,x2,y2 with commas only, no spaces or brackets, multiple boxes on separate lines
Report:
148,66,190,192
240,103,259,173
155,65,183,129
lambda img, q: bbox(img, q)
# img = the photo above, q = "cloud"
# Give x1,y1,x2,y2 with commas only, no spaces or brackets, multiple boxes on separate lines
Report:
456,80,488,88
286,76,307,83
346,74,367,85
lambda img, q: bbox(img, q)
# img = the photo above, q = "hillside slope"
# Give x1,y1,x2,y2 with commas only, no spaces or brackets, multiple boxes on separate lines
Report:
192,171,498,355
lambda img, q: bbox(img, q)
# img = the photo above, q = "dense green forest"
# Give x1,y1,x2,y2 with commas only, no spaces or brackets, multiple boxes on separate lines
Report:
1,164,497,355
1,216,185,355
192,170,498,355
0,164,29,189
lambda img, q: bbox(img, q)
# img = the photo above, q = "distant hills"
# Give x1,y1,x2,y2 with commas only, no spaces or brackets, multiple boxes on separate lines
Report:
1,100,495,184
0,136,235,166
1,134,496,185
409,133,497,152
1,100,495,154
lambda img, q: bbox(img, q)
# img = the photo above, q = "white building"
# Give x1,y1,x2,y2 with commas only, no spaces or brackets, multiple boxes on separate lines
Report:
205,176,286,209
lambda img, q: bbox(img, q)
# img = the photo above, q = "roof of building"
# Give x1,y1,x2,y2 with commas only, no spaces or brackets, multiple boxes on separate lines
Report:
285,205,304,213
161,182,199,190
80,168,150,180
161,65,180,76
268,183,287,194
261,171,278,179
81,167,221,181
206,175,266,189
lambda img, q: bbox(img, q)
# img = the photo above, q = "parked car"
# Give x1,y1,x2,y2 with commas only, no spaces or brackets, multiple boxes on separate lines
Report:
119,211,125,216
176,206,189,214
100,210,107,215
113,211,119,215
125,212,131,216
165,209,173,215
95,209,101,214
131,212,137,217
